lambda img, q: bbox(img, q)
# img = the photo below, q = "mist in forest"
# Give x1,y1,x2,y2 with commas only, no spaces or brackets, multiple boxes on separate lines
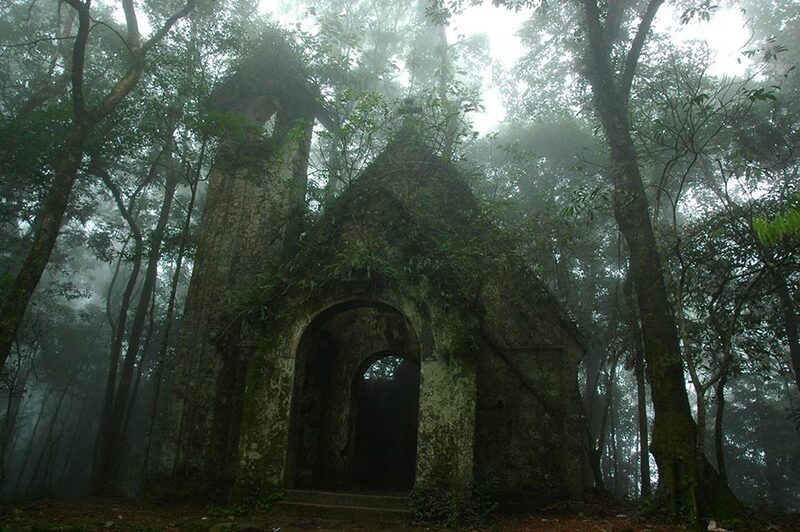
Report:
0,0,799,522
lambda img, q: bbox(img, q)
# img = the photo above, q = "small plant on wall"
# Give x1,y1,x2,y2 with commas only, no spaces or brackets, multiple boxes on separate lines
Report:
410,480,498,527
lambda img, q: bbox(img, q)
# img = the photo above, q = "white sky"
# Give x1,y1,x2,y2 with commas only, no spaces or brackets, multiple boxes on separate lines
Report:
657,6,751,77
257,1,752,135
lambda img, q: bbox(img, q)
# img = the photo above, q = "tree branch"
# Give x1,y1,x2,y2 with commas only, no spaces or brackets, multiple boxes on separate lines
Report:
582,0,608,60
620,0,663,99
121,0,140,51
0,35,76,53
142,0,196,54
63,0,91,118
92,0,195,120
91,18,134,55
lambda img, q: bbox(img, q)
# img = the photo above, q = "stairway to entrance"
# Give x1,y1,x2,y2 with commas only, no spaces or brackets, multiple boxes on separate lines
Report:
272,489,410,522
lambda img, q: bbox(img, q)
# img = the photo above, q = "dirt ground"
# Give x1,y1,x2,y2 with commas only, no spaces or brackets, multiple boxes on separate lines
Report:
0,498,798,531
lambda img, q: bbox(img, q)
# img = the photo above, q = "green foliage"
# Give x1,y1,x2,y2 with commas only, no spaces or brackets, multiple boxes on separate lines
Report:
788,405,800,432
243,145,519,331
747,87,779,102
754,199,800,245
560,183,612,223
322,234,404,282
202,110,282,171
256,490,286,511
312,88,396,187
410,485,458,525
410,481,497,527
466,478,500,526
679,1,718,25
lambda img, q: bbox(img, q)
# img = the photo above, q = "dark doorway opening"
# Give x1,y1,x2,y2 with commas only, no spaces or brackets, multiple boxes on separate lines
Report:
352,354,420,490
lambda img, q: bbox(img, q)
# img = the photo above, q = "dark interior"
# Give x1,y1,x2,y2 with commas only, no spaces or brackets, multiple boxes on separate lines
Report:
352,355,420,490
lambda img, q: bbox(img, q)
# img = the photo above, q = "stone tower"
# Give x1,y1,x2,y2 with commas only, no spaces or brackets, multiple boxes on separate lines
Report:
156,31,329,496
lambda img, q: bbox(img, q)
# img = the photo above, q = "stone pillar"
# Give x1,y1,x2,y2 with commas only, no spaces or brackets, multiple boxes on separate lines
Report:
231,347,296,501
415,356,476,496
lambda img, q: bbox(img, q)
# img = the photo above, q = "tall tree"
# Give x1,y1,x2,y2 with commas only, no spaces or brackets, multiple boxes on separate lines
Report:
574,0,745,521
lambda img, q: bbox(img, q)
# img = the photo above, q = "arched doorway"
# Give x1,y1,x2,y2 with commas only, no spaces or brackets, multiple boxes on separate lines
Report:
284,301,421,492
352,354,420,490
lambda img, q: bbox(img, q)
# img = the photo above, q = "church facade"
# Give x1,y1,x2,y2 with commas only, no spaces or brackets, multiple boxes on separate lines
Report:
155,34,585,508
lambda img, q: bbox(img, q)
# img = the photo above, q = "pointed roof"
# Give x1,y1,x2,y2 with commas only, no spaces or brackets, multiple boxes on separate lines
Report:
250,135,583,349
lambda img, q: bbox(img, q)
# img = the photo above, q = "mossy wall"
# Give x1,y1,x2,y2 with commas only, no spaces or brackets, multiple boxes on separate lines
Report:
416,357,476,496
472,265,585,507
231,286,480,502
231,349,295,500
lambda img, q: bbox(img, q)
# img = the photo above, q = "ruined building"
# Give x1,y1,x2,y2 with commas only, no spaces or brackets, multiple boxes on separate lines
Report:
156,32,585,508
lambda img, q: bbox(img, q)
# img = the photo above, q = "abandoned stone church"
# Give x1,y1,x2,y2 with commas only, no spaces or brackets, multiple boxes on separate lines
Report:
155,34,585,509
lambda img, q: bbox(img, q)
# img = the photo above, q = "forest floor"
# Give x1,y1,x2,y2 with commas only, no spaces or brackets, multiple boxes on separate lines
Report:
1,498,799,531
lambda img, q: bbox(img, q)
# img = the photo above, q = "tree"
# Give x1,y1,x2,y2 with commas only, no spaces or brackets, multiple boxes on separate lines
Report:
0,0,195,373
575,0,745,521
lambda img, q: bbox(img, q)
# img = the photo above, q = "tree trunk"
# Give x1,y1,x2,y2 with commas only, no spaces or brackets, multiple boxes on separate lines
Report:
0,346,31,488
141,150,200,482
586,351,618,491
13,387,51,493
0,124,90,372
769,266,800,393
713,371,728,484
610,390,622,498
25,386,70,495
92,157,179,491
57,401,85,494
625,273,651,497
115,283,158,481
122,284,158,438
0,0,194,373
583,343,606,489
760,415,786,511
92,174,146,492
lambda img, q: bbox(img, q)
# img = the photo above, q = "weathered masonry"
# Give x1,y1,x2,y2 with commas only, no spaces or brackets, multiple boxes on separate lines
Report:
156,33,585,508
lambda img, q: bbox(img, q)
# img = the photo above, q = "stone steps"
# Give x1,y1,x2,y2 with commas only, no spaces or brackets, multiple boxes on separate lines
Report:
271,489,410,522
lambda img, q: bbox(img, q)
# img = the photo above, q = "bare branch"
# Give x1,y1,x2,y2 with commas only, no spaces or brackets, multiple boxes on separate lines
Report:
91,18,134,55
0,35,76,53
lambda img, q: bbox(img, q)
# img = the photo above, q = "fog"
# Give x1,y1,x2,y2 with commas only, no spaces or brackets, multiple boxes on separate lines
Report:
0,0,798,522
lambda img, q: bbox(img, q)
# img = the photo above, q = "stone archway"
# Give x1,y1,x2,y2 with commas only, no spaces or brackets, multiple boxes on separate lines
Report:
283,301,421,491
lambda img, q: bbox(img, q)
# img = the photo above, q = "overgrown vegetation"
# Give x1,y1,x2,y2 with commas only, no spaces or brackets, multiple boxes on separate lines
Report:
410,480,498,527
0,0,798,525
